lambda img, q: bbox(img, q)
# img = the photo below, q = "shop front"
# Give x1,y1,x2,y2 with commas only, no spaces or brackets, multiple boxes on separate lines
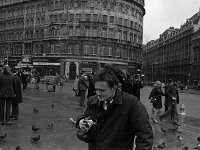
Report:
33,62,61,77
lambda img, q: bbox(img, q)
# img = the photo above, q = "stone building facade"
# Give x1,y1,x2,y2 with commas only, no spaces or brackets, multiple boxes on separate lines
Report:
143,11,200,86
0,0,145,79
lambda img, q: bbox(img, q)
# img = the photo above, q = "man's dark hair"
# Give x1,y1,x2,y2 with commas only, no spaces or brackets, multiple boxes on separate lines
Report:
93,68,119,88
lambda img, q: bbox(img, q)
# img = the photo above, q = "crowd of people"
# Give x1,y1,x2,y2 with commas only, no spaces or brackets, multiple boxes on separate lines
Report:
0,63,184,149
0,64,22,125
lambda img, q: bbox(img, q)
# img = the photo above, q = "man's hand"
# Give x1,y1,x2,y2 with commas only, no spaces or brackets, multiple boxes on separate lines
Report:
172,97,176,100
79,118,95,130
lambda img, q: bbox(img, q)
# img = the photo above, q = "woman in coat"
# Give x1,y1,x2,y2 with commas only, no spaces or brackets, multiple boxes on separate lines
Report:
0,65,16,125
149,81,165,124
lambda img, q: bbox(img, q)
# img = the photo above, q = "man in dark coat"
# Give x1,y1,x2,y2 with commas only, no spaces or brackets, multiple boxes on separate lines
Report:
11,71,22,120
76,68,153,150
132,76,143,100
78,74,89,107
0,65,16,125
159,79,180,126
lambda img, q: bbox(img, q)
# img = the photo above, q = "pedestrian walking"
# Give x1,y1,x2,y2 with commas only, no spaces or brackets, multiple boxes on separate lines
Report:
86,73,96,99
121,74,133,94
149,81,165,124
11,70,22,120
21,70,28,90
78,74,88,107
159,79,180,126
76,67,153,150
52,73,59,92
0,65,16,125
35,72,40,89
73,76,80,96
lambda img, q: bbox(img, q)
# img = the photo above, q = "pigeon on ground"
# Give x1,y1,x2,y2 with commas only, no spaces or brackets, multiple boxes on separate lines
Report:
32,125,40,132
153,142,165,149
194,137,200,149
182,145,188,150
194,143,200,149
51,104,54,108
0,133,7,141
69,118,76,124
31,135,40,142
160,128,167,133
47,123,54,128
33,107,39,112
177,135,183,146
15,145,22,150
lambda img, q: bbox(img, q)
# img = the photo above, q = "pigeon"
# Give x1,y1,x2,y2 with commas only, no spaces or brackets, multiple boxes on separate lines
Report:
0,133,7,141
177,135,183,146
160,128,167,133
182,145,189,150
194,143,200,149
47,123,54,128
69,118,76,124
51,104,54,108
32,125,40,132
15,145,22,150
33,107,39,112
31,135,40,142
153,142,165,149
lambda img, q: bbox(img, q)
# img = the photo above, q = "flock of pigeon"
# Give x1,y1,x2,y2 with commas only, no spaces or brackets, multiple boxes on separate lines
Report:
153,136,200,150
0,102,199,150
0,104,55,150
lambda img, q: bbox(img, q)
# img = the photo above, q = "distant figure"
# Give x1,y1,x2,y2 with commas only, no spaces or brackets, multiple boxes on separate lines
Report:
73,76,80,96
11,71,22,120
53,73,59,92
86,73,96,99
59,78,64,93
132,76,143,100
78,74,88,107
121,74,133,94
149,81,165,124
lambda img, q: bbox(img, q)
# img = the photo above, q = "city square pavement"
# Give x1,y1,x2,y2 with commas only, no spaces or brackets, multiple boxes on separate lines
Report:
0,81,200,150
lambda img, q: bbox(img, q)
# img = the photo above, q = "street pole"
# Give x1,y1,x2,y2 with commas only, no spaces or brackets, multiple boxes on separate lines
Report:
6,52,8,65
152,63,153,83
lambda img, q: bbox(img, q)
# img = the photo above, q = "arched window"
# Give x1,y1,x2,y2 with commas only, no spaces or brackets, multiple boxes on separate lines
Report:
36,18,40,25
26,19,29,26
35,44,38,54
36,30,40,39
40,45,43,53
30,30,33,39
16,32,19,40
55,28,60,36
25,31,29,39
50,2,54,10
30,18,34,26
41,30,44,38
51,43,55,53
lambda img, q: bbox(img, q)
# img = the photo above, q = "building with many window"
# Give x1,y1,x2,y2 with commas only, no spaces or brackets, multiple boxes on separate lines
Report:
0,0,145,79
143,10,200,85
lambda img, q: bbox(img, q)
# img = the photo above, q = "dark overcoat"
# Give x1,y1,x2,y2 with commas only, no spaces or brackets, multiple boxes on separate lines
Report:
149,87,165,109
164,84,177,107
13,74,22,104
0,72,16,99
76,89,153,150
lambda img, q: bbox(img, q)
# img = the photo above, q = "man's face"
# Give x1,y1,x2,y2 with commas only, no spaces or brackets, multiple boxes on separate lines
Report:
95,81,116,102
